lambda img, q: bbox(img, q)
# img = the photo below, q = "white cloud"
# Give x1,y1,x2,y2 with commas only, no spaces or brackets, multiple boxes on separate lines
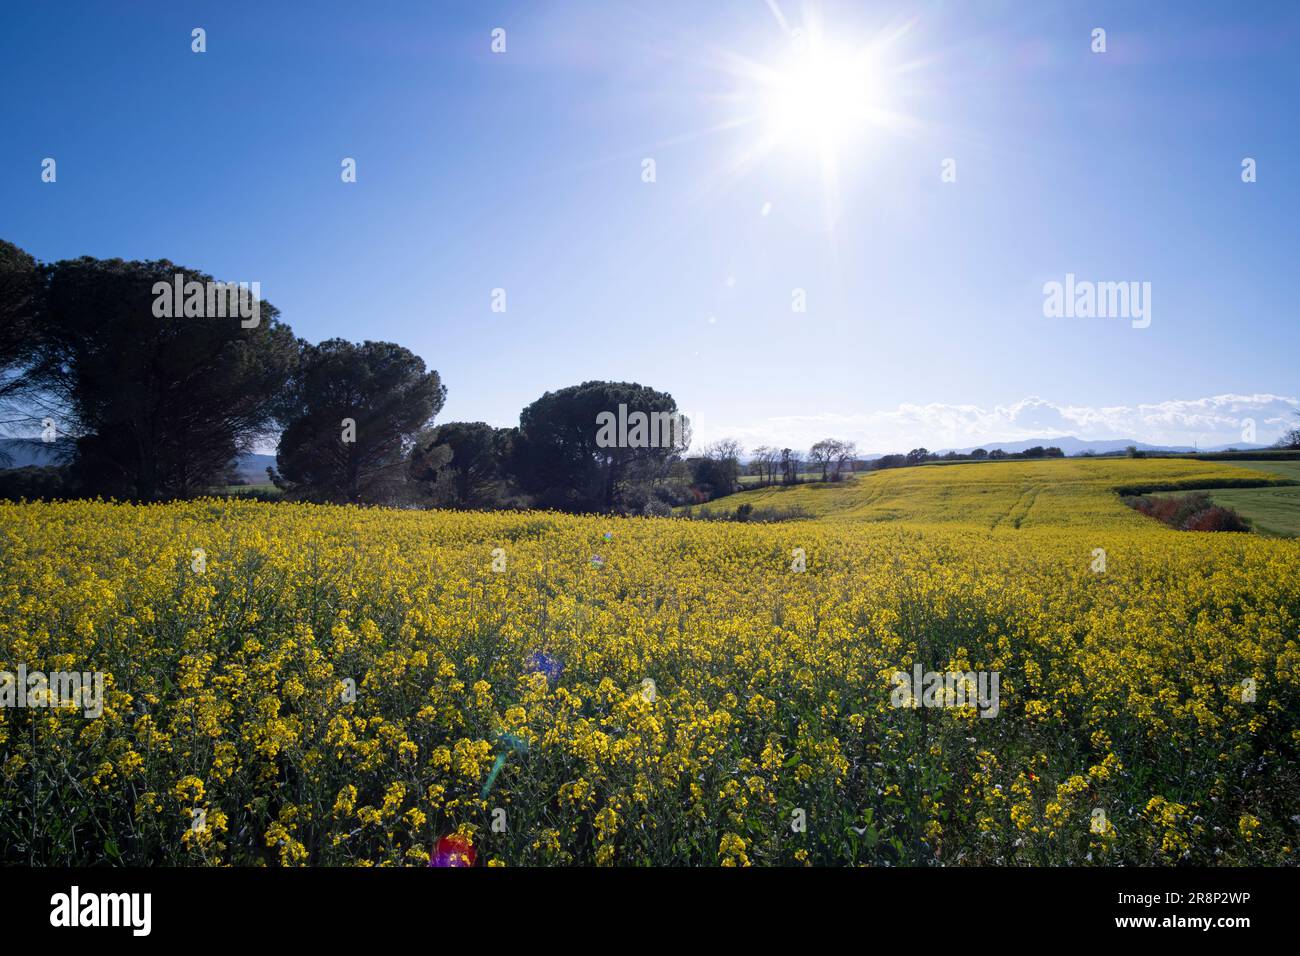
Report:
691,393,1300,454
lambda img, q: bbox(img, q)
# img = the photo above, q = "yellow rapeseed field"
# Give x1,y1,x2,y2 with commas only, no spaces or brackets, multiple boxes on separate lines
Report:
1,458,1297,865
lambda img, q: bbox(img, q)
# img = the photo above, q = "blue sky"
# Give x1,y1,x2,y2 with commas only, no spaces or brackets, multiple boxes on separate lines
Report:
2,0,1297,453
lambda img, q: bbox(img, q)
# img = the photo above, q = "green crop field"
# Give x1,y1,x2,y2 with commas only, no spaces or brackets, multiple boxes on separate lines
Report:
697,457,1294,529
1204,460,1300,536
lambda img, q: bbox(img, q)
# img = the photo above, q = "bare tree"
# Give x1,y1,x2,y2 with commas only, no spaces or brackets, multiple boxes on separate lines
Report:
809,438,844,481
1276,413,1300,449
833,440,857,480
750,444,778,486
780,447,804,485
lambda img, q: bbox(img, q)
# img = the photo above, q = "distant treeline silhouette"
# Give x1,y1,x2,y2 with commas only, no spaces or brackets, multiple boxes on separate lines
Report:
9,240,1290,512
0,241,720,512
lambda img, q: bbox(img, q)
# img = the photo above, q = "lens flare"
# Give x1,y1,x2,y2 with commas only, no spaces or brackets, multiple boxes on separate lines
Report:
526,650,563,682
429,834,475,868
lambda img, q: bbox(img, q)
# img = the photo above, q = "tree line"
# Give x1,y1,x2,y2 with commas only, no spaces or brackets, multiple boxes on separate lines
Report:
0,241,752,512
10,239,1221,512
875,445,1067,468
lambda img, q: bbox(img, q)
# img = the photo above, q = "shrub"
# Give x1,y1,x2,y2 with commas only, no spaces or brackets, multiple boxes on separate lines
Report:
0,466,70,501
1125,491,1250,532
1184,505,1250,533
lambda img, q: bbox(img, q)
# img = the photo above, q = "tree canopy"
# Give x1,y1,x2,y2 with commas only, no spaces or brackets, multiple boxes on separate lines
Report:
25,255,297,499
511,381,687,511
272,338,446,504
409,420,515,507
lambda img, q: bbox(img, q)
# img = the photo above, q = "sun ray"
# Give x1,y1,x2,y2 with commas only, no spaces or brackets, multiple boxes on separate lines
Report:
602,2,933,232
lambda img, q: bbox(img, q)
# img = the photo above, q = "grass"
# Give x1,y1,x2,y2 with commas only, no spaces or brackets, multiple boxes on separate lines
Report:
1222,460,1300,481
698,457,1295,530
1199,460,1300,537
737,471,838,487
218,482,280,497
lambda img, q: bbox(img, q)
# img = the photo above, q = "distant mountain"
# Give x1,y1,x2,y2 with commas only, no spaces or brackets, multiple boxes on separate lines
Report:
1197,442,1276,453
0,440,277,484
935,436,1273,456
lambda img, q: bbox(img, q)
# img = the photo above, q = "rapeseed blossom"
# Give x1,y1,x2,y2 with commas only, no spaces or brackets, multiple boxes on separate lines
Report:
0,458,1296,865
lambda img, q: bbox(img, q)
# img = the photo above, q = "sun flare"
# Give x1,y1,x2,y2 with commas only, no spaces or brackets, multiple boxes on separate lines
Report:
762,45,885,150
691,6,921,227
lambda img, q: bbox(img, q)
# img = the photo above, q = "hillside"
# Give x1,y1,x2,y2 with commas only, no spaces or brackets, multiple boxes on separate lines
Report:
698,457,1294,529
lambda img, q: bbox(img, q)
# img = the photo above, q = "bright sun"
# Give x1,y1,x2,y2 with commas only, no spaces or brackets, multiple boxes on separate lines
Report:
763,47,884,149
684,4,921,225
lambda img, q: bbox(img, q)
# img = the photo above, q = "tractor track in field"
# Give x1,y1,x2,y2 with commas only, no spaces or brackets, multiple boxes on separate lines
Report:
991,482,1042,529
